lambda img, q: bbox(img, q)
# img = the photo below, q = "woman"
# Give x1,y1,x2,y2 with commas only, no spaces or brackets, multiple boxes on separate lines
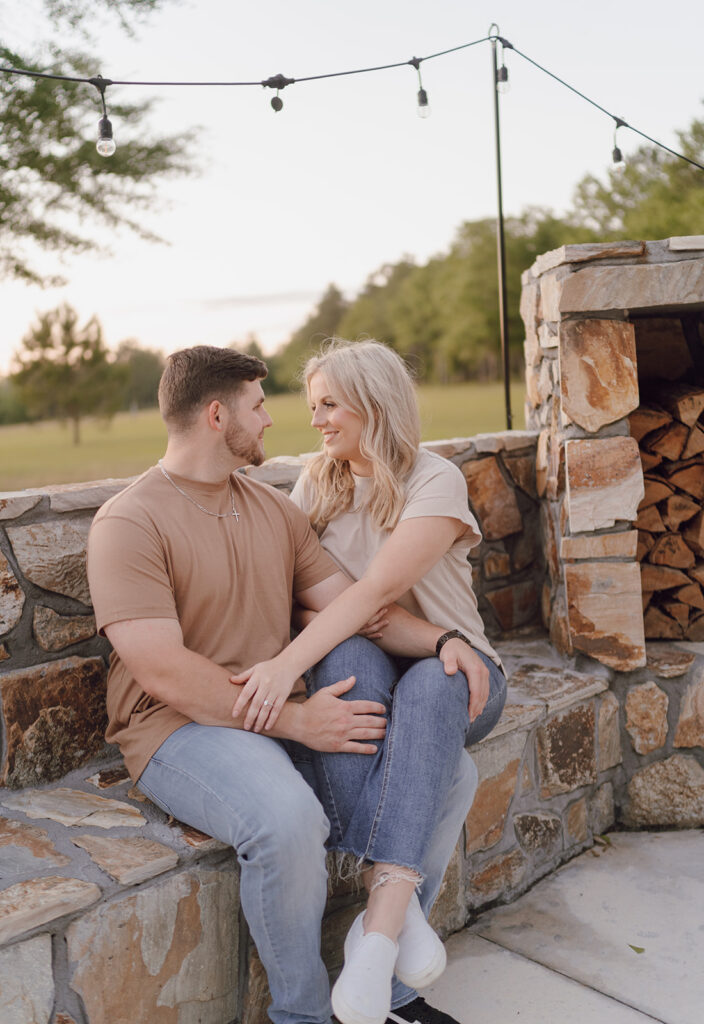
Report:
232,339,507,1024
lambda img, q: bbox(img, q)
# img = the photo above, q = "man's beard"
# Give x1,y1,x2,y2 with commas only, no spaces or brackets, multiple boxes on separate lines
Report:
225,421,264,466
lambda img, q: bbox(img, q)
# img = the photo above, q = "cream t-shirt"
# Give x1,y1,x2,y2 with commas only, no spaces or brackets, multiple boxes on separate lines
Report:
290,448,500,667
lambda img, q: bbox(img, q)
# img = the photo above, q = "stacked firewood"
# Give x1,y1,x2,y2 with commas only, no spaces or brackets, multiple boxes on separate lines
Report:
632,382,704,640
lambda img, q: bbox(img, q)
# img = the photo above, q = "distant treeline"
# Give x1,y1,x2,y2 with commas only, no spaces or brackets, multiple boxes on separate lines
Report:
2,111,702,423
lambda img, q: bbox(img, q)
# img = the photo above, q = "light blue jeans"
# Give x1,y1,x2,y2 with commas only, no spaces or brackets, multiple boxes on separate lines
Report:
299,636,508,1009
138,637,506,1023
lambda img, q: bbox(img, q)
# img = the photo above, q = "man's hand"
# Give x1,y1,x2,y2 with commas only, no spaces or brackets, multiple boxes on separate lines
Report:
295,676,387,753
440,639,490,723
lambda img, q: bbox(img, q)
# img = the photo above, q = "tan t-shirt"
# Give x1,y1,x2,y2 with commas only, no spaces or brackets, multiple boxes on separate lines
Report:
87,466,338,780
290,448,500,667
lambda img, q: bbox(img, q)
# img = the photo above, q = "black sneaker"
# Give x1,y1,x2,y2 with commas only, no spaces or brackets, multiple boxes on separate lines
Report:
388,996,461,1024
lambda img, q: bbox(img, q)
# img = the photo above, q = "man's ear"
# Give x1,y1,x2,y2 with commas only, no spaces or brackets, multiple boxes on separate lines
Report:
206,399,224,431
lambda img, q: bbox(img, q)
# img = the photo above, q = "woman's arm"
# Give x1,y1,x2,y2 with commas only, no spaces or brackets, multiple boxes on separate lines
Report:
232,515,467,729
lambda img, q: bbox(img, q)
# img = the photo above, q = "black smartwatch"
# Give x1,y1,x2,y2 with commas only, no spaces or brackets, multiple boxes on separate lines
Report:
435,629,472,657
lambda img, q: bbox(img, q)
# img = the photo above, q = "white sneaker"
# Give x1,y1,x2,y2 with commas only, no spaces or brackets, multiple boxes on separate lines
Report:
331,911,399,1024
394,893,447,989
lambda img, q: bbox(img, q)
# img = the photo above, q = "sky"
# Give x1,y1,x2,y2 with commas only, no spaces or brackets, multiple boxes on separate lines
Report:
1,0,703,374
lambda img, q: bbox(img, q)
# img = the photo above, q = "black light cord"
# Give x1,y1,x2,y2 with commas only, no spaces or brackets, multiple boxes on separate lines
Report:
0,32,702,171
509,44,704,173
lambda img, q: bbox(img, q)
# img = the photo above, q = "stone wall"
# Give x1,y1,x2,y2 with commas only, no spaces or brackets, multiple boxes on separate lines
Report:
1,331,703,1020
521,235,704,672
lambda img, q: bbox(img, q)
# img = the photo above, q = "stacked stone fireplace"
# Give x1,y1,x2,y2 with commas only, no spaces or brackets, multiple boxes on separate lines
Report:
521,235,704,671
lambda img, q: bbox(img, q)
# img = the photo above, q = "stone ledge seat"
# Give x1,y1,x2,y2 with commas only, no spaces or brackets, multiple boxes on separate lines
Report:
0,637,634,1023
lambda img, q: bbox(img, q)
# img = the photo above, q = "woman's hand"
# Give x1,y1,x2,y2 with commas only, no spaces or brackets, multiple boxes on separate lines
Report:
439,639,490,722
230,659,299,732
357,607,389,640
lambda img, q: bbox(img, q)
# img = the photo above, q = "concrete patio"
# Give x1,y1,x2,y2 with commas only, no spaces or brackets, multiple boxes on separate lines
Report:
424,829,703,1024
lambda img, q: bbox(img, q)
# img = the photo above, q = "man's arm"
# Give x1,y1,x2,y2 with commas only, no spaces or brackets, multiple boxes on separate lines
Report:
104,617,386,753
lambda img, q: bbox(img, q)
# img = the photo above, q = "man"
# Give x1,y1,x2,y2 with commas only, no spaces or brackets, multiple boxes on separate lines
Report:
87,346,475,1024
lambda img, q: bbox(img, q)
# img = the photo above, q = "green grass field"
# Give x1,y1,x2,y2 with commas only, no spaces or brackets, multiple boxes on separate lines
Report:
0,381,526,491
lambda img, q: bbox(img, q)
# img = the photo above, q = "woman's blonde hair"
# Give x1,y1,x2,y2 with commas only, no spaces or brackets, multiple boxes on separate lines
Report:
301,339,421,532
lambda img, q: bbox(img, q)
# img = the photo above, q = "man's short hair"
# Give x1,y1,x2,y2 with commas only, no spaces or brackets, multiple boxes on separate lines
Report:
158,345,267,430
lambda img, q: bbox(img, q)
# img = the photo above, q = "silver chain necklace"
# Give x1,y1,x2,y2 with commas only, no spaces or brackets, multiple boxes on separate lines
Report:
158,460,240,521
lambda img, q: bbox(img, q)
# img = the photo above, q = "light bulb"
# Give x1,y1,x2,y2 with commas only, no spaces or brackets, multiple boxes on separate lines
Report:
271,94,283,112
97,115,116,157
612,146,626,175
417,87,430,119
497,65,510,94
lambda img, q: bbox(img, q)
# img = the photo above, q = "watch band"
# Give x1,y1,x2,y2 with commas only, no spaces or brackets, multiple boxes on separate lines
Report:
435,629,472,657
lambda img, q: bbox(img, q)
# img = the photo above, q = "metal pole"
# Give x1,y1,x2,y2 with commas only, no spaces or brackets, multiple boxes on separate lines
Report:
490,31,513,430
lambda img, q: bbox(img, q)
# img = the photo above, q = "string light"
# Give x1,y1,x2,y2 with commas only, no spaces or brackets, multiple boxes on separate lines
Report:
496,37,511,94
0,34,702,172
90,74,116,157
612,117,627,174
409,57,430,118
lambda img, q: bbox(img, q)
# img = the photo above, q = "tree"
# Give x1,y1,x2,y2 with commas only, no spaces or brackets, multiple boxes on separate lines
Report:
115,339,165,409
0,1,194,285
12,303,128,443
272,284,349,391
571,113,704,239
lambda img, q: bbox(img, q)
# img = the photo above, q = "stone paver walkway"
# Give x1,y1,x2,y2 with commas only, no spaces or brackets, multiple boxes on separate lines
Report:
424,830,703,1024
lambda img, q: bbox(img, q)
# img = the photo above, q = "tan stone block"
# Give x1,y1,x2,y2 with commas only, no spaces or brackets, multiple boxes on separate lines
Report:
566,798,588,844
536,358,553,405
541,502,561,584
565,437,643,533
1,787,146,829
561,530,638,562
531,241,645,276
86,764,130,789
0,642,8,661
0,816,71,873
509,664,608,714
674,675,704,748
421,437,475,459
0,493,42,520
559,320,638,432
465,730,528,853
241,944,271,1024
55,1015,78,1024
462,456,522,540
597,692,622,771
564,562,646,671
33,606,96,651
559,259,704,314
549,590,574,656
538,272,564,321
468,849,526,907
67,866,238,1024
625,681,669,754
246,455,305,490
484,700,544,741
483,551,511,579
6,518,92,604
536,430,549,497
668,235,704,250
513,812,562,857
46,479,129,511
539,323,558,348
590,782,615,835
0,657,107,786
0,876,101,943
0,551,25,636
428,841,464,936
520,280,539,337
485,580,538,631
480,430,539,452
537,703,597,797
0,934,54,1024
624,754,704,827
646,645,695,678
170,820,228,852
503,451,537,498
73,834,179,885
